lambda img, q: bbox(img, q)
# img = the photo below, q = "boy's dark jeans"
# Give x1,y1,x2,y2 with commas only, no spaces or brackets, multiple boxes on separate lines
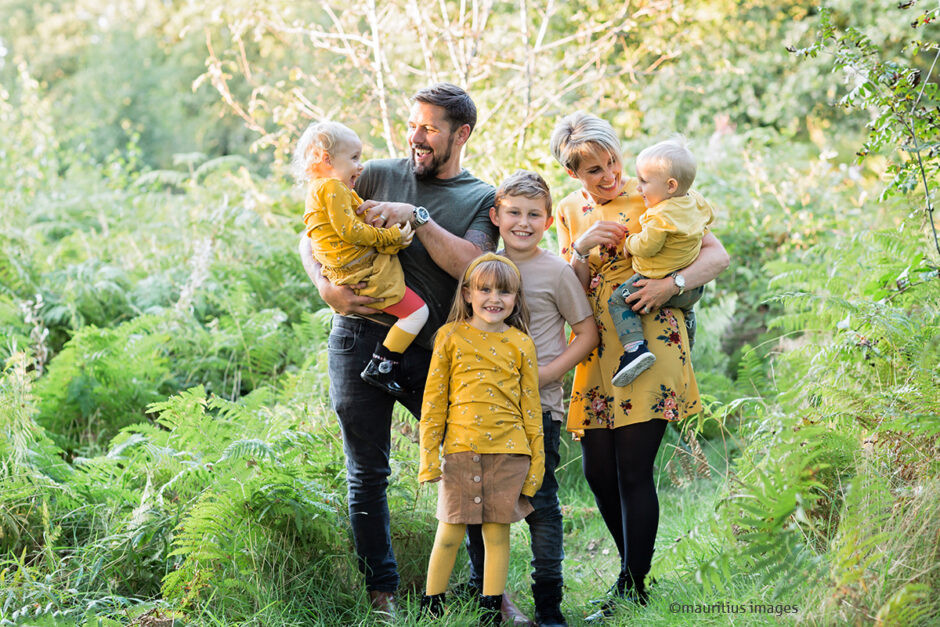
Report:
466,411,565,588
327,315,431,592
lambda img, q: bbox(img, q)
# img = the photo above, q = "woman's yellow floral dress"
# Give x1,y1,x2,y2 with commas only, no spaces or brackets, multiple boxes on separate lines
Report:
556,177,702,433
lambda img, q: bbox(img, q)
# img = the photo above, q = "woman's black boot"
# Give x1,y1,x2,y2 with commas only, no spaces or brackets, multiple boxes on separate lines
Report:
623,575,649,606
420,593,445,618
479,594,503,626
585,572,648,623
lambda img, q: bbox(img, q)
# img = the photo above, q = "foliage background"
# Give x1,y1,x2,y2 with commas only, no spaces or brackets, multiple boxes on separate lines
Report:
1,0,937,625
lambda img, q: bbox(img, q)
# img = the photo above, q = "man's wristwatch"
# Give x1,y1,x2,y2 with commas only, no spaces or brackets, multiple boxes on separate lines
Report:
412,205,430,227
672,272,686,296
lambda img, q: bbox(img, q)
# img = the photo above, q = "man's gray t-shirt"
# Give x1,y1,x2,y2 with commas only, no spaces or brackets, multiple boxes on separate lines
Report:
355,158,497,348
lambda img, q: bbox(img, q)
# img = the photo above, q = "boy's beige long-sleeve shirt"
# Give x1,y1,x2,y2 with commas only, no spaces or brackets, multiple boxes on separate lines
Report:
419,321,544,497
625,191,715,279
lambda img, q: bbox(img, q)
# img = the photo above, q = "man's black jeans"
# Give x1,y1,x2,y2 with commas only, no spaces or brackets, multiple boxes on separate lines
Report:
327,315,431,592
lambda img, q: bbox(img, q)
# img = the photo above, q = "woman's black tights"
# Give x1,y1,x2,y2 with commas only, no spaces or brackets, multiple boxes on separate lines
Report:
581,419,667,586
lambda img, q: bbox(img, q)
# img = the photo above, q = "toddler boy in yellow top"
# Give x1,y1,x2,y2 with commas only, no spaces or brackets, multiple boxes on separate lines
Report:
294,121,429,398
610,136,715,387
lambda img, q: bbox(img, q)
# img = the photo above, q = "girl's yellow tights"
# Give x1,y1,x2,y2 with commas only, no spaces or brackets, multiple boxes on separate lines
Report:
425,521,511,596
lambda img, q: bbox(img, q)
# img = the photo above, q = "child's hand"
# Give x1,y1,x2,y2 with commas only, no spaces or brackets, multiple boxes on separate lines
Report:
398,221,414,246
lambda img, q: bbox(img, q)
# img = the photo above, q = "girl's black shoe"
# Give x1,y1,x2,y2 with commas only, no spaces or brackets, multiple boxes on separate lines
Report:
420,593,445,619
479,594,503,626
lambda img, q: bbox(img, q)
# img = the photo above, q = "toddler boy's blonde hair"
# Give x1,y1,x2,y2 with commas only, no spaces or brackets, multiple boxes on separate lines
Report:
636,136,697,196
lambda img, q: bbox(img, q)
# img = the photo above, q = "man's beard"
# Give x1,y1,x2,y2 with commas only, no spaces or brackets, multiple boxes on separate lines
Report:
411,137,455,179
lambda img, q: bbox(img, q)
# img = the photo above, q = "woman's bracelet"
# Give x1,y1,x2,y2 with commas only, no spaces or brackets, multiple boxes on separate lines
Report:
571,242,590,262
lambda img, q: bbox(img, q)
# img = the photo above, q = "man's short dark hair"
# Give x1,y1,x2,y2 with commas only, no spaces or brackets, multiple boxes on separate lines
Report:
412,83,477,134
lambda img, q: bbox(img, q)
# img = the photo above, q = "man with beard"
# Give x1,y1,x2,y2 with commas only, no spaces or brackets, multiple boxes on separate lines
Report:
300,84,534,621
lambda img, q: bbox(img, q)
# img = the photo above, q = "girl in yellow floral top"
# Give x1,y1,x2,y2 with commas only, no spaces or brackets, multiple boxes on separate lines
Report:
418,253,544,623
294,121,429,399
550,112,729,619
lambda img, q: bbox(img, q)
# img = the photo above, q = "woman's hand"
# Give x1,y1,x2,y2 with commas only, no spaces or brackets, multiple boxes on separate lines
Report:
624,277,678,312
571,220,628,255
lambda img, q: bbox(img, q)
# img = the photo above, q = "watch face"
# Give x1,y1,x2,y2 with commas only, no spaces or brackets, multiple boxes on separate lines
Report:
415,206,430,224
674,274,686,288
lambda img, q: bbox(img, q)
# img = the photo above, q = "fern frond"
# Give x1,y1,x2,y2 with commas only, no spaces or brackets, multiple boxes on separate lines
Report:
219,439,280,465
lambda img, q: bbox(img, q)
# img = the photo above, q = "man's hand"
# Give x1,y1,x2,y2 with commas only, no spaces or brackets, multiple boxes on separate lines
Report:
359,200,415,228
299,235,381,315
317,279,381,316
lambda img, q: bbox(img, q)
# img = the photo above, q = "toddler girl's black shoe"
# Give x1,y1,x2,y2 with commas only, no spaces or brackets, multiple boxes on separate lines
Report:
360,342,409,399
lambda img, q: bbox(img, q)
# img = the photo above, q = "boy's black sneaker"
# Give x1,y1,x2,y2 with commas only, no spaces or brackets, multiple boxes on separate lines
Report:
360,342,409,399
611,342,656,387
532,581,567,626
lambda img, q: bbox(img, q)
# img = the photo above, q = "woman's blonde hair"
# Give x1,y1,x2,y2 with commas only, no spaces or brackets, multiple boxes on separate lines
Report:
291,120,358,183
549,111,622,173
447,254,530,334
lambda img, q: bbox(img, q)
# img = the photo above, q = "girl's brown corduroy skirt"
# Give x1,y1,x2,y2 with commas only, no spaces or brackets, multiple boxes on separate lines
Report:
436,451,533,524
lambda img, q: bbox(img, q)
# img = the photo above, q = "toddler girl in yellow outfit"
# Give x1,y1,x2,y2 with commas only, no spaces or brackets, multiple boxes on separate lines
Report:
609,137,715,386
418,253,544,624
294,121,429,398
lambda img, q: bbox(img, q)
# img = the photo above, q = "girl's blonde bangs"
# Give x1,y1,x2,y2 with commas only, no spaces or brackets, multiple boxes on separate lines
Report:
466,260,522,293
